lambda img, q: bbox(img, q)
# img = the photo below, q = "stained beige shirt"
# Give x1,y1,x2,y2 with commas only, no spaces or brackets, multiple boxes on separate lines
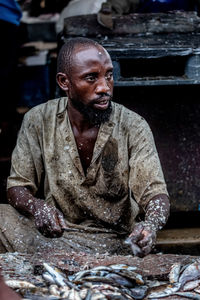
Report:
7,97,168,234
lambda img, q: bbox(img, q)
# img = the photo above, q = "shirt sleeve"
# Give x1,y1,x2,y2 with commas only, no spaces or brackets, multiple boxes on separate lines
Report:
7,110,44,195
129,118,168,209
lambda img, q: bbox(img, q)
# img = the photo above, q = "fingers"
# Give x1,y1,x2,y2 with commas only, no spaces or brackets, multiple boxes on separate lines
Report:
131,242,143,257
129,223,144,243
56,210,68,230
138,230,153,248
48,211,64,237
141,244,152,257
35,206,65,238
36,218,62,238
127,223,156,257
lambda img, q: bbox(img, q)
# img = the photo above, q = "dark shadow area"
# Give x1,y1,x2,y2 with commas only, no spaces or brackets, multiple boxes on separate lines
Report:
165,211,200,229
120,56,187,78
113,84,200,213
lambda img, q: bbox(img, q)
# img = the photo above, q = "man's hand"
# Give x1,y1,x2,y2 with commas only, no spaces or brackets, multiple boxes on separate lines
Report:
33,201,67,238
7,186,67,238
125,194,170,257
125,221,156,257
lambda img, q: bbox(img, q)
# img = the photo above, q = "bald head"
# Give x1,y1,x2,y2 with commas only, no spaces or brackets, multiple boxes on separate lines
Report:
57,37,107,76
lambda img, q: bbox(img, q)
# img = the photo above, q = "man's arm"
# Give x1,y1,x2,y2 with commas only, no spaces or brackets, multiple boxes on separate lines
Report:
127,117,170,257
126,194,170,257
7,186,67,238
7,110,67,238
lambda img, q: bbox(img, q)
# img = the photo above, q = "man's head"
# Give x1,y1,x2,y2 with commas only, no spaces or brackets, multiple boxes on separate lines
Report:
56,37,114,125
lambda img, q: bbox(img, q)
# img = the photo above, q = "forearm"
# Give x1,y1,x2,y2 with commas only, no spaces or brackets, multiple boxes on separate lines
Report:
7,186,42,217
7,186,67,238
144,194,170,232
126,194,169,257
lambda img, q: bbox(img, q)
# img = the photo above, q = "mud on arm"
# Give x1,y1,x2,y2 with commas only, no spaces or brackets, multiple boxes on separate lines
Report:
126,194,169,257
127,118,170,256
7,111,67,237
7,186,67,238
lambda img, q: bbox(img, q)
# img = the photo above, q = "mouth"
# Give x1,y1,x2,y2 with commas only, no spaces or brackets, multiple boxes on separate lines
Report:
93,98,110,110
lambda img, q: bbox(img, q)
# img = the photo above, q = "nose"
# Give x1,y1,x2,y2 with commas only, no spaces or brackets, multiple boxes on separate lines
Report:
95,77,110,94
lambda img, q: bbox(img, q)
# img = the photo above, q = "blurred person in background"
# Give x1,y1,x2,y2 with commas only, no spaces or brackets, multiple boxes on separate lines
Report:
104,0,200,14
56,0,200,33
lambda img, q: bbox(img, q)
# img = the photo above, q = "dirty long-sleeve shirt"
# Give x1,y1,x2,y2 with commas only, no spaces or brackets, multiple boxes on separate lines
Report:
7,98,168,234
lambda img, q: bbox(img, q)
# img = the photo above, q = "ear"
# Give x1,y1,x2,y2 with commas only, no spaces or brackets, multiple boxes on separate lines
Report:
56,72,69,92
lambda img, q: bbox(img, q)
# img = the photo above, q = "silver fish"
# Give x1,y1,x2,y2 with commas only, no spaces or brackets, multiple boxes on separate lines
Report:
85,289,92,300
67,288,82,300
109,264,137,272
178,262,200,288
183,279,200,291
89,266,113,272
71,264,143,285
43,262,66,287
93,264,138,277
90,292,107,300
49,284,60,297
169,262,181,284
99,289,121,296
148,282,181,299
146,280,166,288
43,272,56,285
60,286,70,298
87,283,119,293
5,280,36,290
74,275,118,285
105,273,134,287
124,238,142,257
195,288,200,294
91,284,133,299
69,269,110,281
180,263,192,274
102,293,129,300
130,286,148,300
112,269,144,285
92,265,144,285
84,282,134,300
175,291,200,299
65,279,80,291
78,288,88,299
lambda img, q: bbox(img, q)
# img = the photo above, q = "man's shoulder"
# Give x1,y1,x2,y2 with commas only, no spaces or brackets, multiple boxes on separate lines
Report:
24,97,67,121
112,102,147,127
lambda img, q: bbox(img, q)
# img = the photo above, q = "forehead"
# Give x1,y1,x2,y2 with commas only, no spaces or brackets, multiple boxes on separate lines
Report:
71,45,113,72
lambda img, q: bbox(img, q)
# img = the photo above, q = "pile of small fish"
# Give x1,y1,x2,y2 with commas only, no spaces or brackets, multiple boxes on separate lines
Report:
6,263,148,299
42,262,148,299
5,259,200,299
148,259,200,299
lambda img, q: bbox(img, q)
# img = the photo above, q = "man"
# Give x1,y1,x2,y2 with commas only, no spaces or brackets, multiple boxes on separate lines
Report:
56,0,106,33
0,38,169,257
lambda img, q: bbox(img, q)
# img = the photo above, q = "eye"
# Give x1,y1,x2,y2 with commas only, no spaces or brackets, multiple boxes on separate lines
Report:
105,71,113,81
85,73,97,82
